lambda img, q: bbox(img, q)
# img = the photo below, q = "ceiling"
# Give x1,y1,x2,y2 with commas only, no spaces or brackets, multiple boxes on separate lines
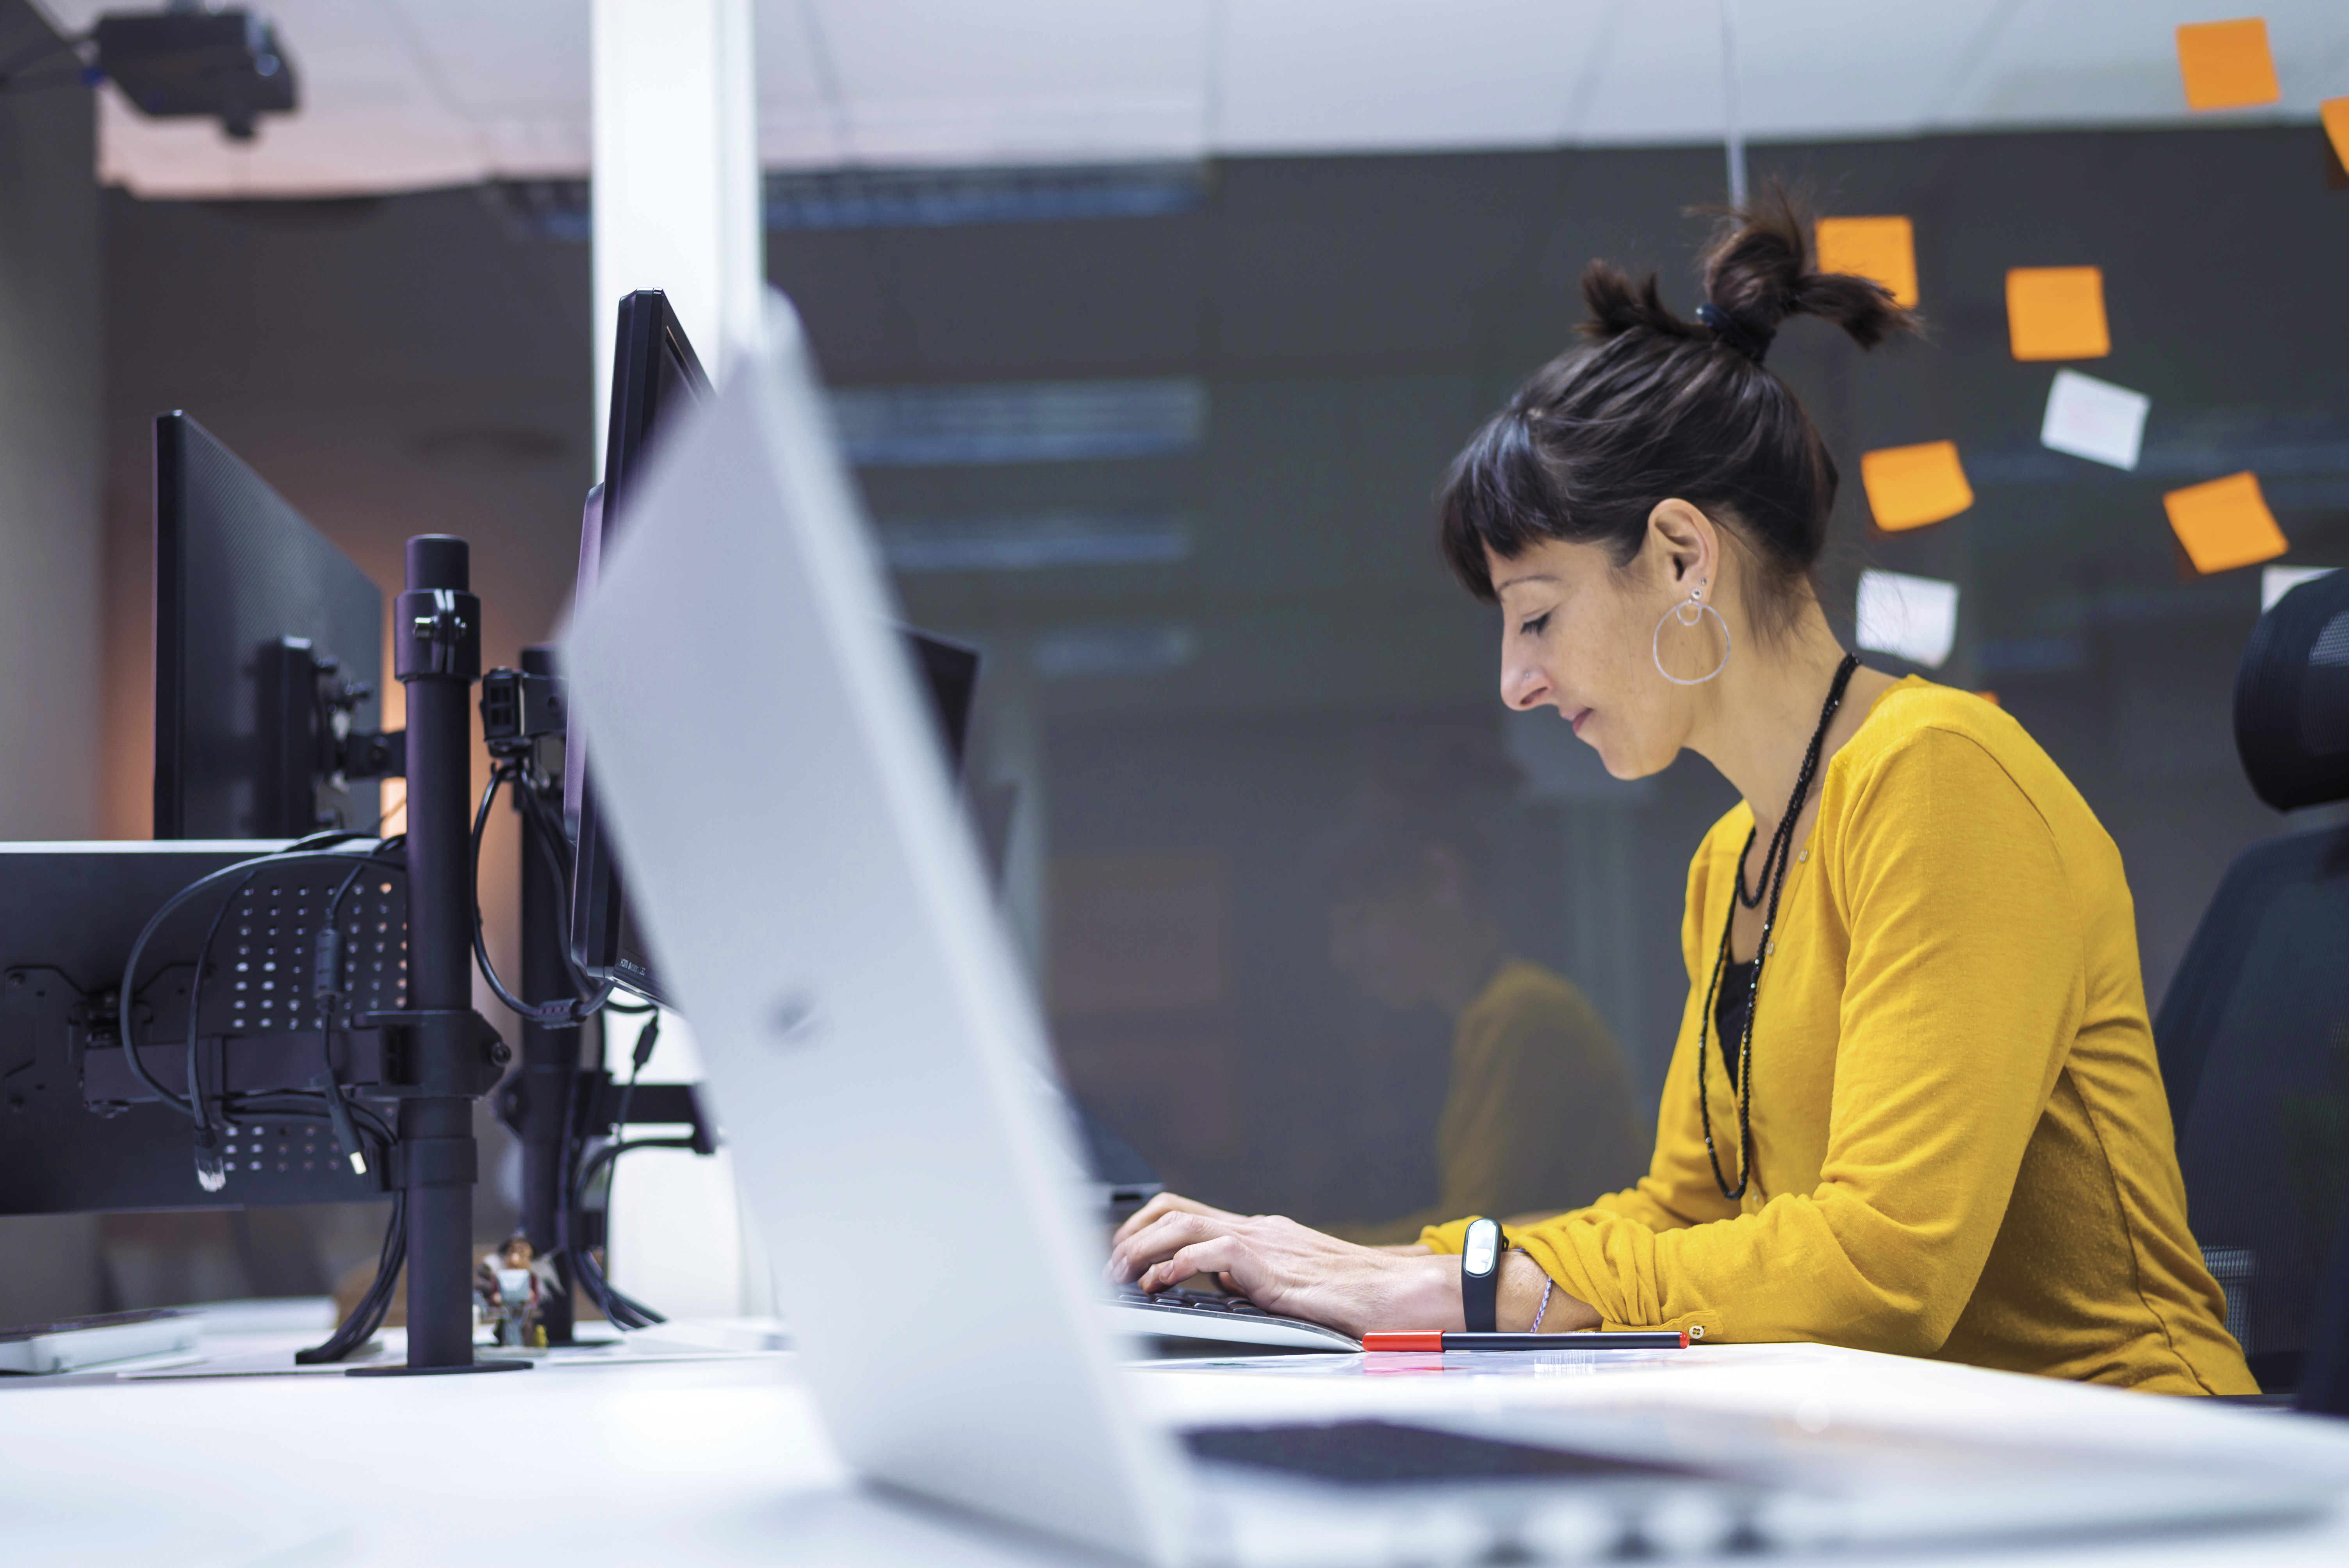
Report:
37,0,2349,198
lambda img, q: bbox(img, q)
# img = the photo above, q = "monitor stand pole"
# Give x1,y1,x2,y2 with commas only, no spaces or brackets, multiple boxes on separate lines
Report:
352,535,527,1376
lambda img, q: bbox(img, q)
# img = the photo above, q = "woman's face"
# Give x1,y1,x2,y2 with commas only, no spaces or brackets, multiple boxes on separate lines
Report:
1489,517,1713,780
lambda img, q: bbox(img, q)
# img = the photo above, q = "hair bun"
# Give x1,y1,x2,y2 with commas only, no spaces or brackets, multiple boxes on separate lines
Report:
1576,262,1702,346
1702,183,1922,350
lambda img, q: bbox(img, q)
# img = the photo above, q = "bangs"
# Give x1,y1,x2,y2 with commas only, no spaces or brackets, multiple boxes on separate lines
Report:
1436,406,1562,604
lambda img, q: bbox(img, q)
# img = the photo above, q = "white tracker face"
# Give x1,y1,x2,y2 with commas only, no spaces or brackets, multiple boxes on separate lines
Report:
1464,1219,1499,1276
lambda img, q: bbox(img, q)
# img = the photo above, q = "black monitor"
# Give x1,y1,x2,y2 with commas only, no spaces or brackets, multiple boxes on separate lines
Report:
153,412,390,839
565,294,986,1005
565,293,713,1005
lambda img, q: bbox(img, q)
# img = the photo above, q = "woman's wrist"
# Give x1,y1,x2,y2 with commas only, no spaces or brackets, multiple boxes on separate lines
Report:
1496,1249,1599,1333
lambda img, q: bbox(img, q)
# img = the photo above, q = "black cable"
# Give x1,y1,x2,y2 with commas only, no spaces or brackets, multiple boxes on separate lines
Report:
116,846,405,1123
512,770,630,1013
569,1136,693,1330
472,763,576,1026
296,1189,406,1364
477,761,633,1024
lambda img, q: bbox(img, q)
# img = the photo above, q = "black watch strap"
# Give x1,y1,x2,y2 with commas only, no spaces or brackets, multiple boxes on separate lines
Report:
1461,1217,1503,1333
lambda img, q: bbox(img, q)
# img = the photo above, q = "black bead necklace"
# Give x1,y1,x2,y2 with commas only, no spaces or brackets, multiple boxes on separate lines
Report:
1696,652,1862,1201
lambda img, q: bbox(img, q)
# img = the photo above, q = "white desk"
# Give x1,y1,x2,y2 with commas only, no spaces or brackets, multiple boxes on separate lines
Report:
5,1330,2348,1566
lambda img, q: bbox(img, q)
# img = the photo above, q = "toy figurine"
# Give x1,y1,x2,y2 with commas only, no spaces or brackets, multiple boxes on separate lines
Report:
475,1231,562,1350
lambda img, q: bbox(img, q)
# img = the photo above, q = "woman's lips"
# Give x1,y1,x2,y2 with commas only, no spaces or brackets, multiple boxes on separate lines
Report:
1568,707,1592,736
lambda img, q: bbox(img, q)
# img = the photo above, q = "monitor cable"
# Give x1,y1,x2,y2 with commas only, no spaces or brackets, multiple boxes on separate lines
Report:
117,842,407,1190
471,761,634,1026
564,1017,677,1331
509,765,649,1015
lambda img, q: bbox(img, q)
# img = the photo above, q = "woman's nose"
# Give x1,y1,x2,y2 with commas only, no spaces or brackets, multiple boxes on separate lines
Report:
1502,659,1551,711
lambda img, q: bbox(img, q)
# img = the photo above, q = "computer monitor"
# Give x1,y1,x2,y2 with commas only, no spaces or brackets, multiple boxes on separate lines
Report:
565,292,715,1005
152,412,390,839
566,293,984,1003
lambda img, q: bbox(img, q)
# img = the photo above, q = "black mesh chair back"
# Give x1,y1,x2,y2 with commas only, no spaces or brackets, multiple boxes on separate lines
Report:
2155,568,2349,1395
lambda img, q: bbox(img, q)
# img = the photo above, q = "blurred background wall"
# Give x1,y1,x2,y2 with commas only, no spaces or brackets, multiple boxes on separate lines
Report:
81,121,2349,1247
0,0,2337,1307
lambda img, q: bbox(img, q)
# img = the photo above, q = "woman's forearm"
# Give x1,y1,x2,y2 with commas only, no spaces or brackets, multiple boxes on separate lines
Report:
1500,1250,1599,1333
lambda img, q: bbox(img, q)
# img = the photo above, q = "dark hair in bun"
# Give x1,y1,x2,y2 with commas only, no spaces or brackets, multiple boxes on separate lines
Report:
1437,184,1921,635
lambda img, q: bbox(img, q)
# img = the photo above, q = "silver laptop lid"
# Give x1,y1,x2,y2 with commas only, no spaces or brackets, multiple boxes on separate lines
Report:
564,294,1189,1566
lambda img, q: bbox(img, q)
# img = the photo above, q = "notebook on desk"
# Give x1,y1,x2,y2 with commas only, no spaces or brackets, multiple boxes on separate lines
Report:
560,292,2339,1566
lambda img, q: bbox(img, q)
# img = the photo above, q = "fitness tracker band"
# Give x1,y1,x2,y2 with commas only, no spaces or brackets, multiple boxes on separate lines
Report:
1461,1217,1502,1333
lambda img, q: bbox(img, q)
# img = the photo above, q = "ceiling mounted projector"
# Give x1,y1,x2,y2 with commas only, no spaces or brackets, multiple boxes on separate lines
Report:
93,5,298,142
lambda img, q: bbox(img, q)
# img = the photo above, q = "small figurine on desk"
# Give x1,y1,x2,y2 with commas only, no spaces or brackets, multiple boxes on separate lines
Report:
475,1231,562,1351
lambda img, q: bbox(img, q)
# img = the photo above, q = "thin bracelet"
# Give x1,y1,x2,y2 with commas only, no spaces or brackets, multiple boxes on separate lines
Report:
1508,1247,1558,1335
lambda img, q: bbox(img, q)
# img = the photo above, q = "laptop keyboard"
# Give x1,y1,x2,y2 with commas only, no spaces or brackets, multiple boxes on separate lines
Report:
1111,1285,1280,1318
1103,1285,1360,1349
1184,1419,1702,1485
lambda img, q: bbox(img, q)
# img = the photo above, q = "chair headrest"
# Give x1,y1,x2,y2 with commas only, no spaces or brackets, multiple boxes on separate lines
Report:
2236,570,2349,812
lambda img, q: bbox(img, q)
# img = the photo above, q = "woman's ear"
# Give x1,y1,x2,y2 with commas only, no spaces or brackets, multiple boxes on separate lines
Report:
1646,499,1719,595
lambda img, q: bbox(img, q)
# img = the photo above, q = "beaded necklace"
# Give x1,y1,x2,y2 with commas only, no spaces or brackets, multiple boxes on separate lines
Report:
1696,652,1861,1201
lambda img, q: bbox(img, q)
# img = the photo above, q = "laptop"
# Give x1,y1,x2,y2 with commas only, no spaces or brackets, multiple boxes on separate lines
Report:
561,293,2339,1566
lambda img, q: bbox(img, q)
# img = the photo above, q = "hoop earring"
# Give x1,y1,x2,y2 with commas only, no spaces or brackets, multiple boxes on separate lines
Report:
1653,584,1731,686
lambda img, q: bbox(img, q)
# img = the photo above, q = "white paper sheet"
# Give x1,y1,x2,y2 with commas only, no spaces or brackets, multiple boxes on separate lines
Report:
1856,570,1960,670
2040,369,2149,470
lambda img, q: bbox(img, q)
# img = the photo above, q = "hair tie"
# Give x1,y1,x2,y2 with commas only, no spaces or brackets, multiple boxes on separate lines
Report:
1695,301,1772,365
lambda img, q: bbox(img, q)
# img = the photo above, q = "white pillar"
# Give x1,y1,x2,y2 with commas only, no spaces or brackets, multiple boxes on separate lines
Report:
586,2,770,1320
591,0,763,467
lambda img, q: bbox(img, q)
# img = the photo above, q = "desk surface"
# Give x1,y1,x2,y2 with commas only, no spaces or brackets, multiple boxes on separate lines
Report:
5,1327,2348,1567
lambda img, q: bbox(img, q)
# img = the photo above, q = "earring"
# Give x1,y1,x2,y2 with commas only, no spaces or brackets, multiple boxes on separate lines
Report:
1653,581,1731,686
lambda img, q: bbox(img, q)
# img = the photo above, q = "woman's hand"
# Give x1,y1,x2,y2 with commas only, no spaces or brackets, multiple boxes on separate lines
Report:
1108,1193,1604,1338
1107,1192,1465,1338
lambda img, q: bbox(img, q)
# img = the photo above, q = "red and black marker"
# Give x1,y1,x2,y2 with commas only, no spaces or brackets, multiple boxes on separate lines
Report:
1362,1330,1690,1352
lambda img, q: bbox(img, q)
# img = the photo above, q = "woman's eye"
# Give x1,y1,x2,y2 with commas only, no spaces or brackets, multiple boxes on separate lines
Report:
1519,613,1551,638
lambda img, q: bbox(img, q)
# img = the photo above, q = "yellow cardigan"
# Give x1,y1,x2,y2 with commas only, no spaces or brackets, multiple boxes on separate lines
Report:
1422,680,2253,1394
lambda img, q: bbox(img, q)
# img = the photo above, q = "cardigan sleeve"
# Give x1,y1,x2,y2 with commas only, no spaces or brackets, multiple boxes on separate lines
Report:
1456,728,2088,1352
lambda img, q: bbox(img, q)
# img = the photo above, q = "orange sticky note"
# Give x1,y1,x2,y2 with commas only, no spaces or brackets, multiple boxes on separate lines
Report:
1816,216,1918,308
2176,19,2281,112
2006,267,2109,360
2323,98,2349,171
1861,441,1974,532
2164,472,2287,574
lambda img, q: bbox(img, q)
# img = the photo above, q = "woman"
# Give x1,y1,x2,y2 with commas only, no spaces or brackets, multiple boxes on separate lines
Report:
1109,193,2254,1395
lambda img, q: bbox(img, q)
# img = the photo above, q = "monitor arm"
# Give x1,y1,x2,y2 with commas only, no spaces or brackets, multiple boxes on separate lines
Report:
266,636,405,836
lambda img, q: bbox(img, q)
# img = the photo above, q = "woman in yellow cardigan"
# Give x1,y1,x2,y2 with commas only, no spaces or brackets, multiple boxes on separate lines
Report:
1107,192,2254,1396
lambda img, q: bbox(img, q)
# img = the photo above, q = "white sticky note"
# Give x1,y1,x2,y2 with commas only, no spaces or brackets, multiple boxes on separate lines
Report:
2040,369,2149,471
2262,565,2336,612
1856,569,1959,669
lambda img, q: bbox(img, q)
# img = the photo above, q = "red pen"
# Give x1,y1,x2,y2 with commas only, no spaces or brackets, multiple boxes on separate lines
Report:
1362,1330,1689,1352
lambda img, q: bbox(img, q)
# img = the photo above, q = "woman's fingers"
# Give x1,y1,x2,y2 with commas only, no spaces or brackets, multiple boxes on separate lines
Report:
1110,1191,1230,1249
1141,1236,1252,1293
1109,1209,1236,1282
1113,1211,1268,1277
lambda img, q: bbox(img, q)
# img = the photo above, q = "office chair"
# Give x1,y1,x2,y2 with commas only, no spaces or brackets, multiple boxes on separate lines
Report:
2153,568,2349,1396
